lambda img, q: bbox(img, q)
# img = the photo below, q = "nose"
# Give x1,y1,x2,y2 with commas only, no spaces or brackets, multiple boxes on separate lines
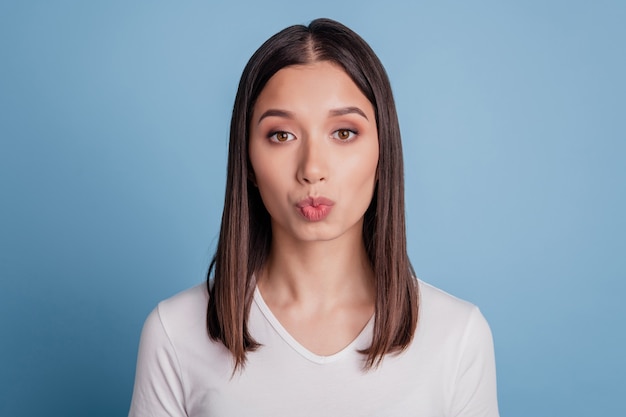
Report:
297,136,328,184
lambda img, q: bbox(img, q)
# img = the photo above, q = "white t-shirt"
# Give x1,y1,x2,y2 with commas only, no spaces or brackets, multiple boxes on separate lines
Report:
128,280,499,416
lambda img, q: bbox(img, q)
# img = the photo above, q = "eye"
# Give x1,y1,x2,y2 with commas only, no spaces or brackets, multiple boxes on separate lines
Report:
332,129,357,141
269,131,295,143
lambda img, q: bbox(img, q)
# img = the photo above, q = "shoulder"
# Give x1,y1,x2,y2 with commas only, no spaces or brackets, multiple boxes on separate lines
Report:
147,283,209,340
417,279,477,316
415,281,499,416
138,283,209,352
157,283,208,323
415,279,493,346
129,284,216,416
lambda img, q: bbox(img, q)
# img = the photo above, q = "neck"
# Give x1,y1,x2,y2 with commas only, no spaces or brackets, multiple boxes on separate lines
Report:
257,224,374,309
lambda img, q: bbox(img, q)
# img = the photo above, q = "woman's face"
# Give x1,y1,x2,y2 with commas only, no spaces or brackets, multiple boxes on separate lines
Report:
249,61,379,244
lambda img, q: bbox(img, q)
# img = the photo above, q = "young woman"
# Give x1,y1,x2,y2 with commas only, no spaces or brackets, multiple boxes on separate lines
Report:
129,18,499,417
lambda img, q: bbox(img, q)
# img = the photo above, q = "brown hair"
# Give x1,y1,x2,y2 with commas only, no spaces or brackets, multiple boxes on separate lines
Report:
207,18,419,371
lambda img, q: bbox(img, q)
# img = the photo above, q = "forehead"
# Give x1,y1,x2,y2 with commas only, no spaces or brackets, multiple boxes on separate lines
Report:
252,61,374,118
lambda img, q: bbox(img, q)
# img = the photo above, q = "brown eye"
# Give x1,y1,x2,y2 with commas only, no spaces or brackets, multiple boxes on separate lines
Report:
333,129,356,141
270,131,295,142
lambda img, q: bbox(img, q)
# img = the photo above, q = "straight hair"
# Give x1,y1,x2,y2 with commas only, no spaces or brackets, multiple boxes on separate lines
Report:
207,18,419,372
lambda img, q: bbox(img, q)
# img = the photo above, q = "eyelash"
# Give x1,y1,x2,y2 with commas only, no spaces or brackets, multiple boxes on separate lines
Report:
267,129,359,143
332,128,358,142
267,131,296,143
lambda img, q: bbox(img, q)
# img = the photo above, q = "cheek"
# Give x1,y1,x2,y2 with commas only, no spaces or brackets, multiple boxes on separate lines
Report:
255,171,283,197
249,145,271,187
251,151,283,189
250,160,288,213
353,147,379,207
346,145,379,188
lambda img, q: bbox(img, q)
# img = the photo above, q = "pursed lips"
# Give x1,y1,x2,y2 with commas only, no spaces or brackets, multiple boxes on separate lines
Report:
296,196,335,221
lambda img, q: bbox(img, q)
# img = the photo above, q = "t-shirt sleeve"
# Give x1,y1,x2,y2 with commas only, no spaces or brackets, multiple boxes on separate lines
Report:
128,305,187,417
450,307,500,417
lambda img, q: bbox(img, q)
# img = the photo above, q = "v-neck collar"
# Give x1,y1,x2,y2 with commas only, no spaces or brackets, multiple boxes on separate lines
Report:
253,286,375,364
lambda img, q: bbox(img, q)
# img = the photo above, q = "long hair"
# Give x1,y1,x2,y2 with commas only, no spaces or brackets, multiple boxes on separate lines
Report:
207,18,419,372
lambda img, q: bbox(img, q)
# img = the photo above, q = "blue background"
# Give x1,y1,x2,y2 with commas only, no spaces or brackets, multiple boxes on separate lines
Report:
1,1,624,416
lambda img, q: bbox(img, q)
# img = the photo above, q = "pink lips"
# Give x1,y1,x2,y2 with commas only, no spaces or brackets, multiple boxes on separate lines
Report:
296,197,335,222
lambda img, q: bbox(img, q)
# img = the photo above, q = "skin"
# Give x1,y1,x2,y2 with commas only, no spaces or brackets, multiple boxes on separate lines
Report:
249,61,379,356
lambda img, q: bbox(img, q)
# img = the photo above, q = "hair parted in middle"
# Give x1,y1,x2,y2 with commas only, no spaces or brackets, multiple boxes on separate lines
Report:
207,17,419,372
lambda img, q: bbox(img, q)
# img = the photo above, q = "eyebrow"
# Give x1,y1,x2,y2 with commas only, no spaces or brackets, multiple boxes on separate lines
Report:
256,109,295,125
329,106,369,121
256,106,369,125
